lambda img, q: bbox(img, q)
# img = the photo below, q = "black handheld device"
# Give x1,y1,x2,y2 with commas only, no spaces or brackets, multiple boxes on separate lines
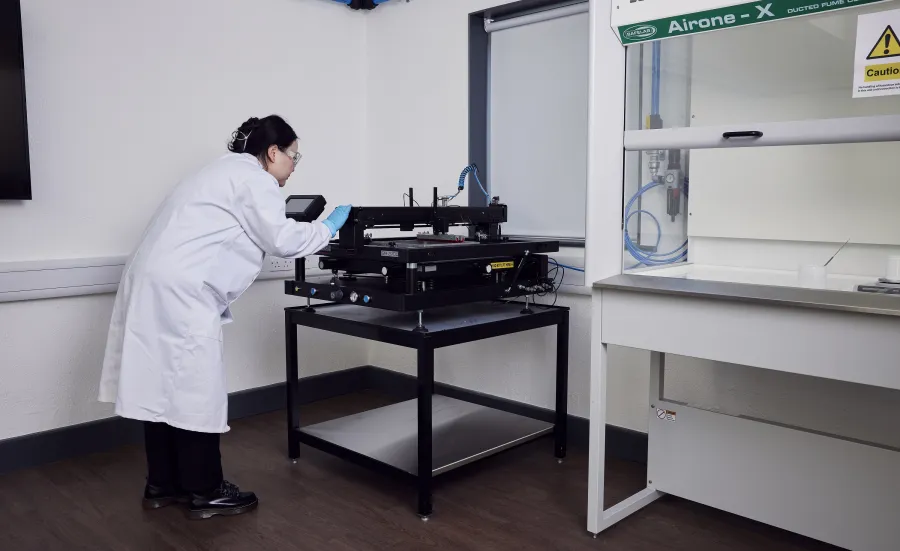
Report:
285,195,327,223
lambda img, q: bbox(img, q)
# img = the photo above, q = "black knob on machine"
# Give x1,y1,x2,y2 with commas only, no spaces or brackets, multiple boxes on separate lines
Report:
330,289,344,301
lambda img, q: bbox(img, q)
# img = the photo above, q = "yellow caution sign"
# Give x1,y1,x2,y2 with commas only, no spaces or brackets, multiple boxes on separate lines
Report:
865,62,900,82
867,25,900,60
490,261,515,270
855,9,900,98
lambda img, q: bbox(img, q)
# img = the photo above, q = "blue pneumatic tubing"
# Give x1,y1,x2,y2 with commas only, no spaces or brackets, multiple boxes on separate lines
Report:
458,164,489,198
625,182,688,267
627,42,687,268
446,164,490,202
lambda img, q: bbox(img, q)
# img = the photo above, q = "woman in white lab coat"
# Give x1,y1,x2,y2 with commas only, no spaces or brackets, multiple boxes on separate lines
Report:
98,115,350,519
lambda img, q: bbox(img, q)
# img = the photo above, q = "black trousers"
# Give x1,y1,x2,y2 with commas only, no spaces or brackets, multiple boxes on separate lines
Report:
143,421,223,495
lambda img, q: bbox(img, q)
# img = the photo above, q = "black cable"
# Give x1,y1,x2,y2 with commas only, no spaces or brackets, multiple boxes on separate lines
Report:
503,254,528,296
545,264,561,307
536,261,564,309
548,264,563,307
552,263,564,306
535,265,557,300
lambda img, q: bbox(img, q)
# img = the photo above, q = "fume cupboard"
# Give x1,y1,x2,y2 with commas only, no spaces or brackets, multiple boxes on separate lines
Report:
588,2,900,550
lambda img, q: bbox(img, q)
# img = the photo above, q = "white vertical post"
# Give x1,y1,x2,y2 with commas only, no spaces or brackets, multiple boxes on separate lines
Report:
586,290,607,534
586,0,628,534
586,0,665,535
583,0,626,287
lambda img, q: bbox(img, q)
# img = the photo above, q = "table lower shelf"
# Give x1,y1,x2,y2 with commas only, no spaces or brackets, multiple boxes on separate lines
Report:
298,395,553,476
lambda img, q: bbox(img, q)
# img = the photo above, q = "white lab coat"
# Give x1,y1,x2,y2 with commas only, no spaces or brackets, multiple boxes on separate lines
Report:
98,152,331,433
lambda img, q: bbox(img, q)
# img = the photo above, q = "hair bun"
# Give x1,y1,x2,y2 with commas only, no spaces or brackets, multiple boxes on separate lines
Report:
226,114,298,156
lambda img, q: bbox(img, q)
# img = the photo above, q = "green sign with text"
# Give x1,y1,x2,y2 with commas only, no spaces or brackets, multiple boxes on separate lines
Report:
618,0,890,44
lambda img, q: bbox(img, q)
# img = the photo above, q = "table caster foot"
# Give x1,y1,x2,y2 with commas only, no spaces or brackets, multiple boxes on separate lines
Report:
593,534,598,539
291,459,298,464
557,458,564,464
419,515,430,522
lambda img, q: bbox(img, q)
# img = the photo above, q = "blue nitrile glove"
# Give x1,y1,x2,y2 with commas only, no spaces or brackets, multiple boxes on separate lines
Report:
322,205,351,237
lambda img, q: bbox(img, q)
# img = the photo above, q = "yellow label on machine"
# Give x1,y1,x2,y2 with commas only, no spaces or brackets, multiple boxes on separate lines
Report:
491,261,515,270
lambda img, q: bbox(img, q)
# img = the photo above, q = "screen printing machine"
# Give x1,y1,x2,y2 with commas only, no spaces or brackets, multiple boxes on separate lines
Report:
280,190,570,519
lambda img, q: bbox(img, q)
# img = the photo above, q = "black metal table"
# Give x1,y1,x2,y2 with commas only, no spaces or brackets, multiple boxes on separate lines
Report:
284,300,570,519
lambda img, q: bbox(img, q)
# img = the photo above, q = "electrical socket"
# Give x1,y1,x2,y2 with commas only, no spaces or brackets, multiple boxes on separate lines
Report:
258,255,326,282
264,257,293,272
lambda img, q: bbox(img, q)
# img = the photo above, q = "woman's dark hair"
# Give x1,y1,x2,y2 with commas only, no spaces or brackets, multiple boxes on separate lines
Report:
228,115,298,163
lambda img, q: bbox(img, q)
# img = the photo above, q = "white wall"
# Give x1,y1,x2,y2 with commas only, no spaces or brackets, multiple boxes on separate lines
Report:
2,0,365,261
0,0,369,441
364,0,483,206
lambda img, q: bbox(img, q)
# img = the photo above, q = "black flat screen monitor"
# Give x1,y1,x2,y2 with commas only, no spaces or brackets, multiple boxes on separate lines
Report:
0,0,31,200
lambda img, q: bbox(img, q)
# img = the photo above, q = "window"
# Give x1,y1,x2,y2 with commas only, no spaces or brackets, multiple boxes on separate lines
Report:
481,3,590,241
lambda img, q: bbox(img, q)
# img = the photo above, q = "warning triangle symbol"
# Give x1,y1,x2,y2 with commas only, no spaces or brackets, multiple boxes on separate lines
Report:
867,25,900,60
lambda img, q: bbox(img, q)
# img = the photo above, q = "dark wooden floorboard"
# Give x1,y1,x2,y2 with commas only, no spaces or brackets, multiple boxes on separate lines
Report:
0,391,842,551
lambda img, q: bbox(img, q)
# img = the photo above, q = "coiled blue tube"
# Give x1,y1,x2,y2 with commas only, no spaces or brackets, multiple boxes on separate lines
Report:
625,182,688,267
457,164,490,199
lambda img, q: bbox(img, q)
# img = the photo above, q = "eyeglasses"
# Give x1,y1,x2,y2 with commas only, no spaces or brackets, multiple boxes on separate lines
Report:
282,149,302,167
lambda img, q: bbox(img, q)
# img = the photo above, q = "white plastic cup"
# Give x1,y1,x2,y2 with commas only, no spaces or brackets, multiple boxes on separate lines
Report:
885,256,900,283
798,264,827,289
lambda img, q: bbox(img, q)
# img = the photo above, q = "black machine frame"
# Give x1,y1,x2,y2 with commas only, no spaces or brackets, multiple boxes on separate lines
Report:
337,202,507,250
323,236,557,264
287,240,558,312
284,301,570,519
287,194,561,313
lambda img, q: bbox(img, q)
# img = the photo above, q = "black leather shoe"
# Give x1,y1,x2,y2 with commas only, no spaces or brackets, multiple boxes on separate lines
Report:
187,480,258,520
142,484,189,510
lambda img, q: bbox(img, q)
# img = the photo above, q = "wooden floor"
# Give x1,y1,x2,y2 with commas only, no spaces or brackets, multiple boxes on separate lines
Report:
0,391,842,551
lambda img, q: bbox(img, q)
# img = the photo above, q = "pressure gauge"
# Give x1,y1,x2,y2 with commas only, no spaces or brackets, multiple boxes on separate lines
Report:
665,172,676,185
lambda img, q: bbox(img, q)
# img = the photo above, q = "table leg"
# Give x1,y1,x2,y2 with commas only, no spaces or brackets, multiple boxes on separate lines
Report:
417,342,434,519
285,313,300,461
555,312,569,459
